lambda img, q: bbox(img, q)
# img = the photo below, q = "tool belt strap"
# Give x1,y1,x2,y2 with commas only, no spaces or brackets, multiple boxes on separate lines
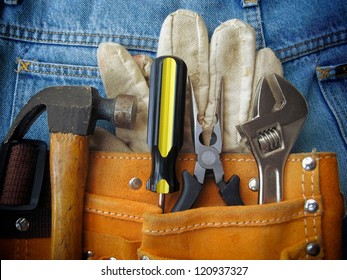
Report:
0,142,51,239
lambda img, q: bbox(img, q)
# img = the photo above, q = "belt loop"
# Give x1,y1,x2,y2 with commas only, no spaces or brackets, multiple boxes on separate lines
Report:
4,0,19,5
241,0,266,50
242,0,259,8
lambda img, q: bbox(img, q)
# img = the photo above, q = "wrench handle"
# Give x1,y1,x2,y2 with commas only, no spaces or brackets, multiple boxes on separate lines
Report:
50,132,89,259
258,163,284,204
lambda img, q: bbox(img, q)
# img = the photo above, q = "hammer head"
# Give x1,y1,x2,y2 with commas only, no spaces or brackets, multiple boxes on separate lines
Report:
4,86,137,143
44,86,96,135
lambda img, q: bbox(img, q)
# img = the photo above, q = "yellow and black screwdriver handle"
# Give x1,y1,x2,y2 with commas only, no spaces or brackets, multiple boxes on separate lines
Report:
147,56,187,211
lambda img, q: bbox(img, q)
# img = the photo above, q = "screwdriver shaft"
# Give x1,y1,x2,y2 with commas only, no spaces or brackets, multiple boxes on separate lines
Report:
158,193,165,212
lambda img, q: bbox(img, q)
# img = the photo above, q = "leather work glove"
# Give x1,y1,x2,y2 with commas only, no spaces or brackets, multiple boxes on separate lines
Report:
91,43,152,152
93,9,283,153
158,9,283,152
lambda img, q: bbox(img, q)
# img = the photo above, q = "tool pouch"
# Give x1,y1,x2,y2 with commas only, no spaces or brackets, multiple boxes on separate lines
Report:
0,151,344,259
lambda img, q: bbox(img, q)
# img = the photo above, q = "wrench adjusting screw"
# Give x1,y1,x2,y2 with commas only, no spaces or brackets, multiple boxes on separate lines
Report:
304,199,319,213
257,128,282,153
302,156,316,171
15,218,30,232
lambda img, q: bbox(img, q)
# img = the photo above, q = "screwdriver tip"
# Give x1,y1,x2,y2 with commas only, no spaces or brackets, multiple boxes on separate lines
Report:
159,193,165,213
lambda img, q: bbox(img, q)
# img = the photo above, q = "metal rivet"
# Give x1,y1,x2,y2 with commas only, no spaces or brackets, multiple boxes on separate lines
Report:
15,218,29,232
129,177,142,190
302,157,316,171
248,178,259,192
141,255,150,260
82,250,94,259
306,242,320,256
304,199,319,213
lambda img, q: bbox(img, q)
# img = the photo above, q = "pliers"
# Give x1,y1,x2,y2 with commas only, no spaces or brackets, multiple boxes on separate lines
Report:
172,79,243,212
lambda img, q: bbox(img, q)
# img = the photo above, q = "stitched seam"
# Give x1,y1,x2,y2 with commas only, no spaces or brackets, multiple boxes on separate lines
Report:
222,158,256,162
280,41,347,62
17,59,100,77
85,207,143,221
0,24,158,52
91,155,335,161
0,23,158,42
279,38,347,62
93,155,152,160
276,30,346,54
143,211,307,234
311,167,318,242
302,167,309,259
24,70,100,79
255,5,265,48
25,61,99,72
0,33,157,50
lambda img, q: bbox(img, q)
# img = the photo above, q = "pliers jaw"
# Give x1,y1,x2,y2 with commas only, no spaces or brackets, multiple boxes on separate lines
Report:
191,78,224,184
172,78,243,212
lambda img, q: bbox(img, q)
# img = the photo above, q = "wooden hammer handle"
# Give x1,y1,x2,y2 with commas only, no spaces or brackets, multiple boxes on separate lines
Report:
50,132,89,259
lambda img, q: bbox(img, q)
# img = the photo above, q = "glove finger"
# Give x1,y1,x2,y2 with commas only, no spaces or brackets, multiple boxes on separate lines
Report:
97,42,149,103
133,54,153,87
90,127,132,152
206,19,256,151
157,9,209,152
249,48,283,119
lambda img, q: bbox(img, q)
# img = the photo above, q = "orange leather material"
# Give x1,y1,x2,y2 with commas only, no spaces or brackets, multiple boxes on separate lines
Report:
0,152,343,260
82,193,161,260
139,197,325,259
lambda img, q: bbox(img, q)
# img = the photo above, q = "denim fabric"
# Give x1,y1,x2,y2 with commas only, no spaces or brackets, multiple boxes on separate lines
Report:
1,0,347,256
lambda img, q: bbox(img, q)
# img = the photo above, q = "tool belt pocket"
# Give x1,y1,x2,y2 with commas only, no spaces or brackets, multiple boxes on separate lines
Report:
84,151,343,260
83,193,161,260
0,151,344,259
139,198,323,260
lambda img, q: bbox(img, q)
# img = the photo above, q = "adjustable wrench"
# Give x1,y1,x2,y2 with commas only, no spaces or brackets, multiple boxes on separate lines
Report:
237,74,308,204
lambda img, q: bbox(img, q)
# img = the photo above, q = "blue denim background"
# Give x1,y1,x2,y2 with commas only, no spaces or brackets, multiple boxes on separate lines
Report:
1,0,347,257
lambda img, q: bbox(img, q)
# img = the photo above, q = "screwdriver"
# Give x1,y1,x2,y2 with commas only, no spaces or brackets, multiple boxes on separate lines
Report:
147,56,187,212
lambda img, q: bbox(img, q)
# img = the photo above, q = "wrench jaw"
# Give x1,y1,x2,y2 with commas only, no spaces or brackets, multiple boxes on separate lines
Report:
237,74,308,204
237,121,287,204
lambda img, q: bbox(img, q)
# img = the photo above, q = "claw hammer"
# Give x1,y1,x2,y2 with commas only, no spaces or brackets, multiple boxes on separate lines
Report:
3,86,137,259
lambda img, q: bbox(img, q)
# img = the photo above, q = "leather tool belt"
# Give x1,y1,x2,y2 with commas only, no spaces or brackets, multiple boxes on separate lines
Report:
0,142,344,259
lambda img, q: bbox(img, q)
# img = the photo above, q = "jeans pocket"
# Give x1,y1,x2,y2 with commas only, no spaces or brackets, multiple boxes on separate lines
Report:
11,59,104,142
316,62,347,146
